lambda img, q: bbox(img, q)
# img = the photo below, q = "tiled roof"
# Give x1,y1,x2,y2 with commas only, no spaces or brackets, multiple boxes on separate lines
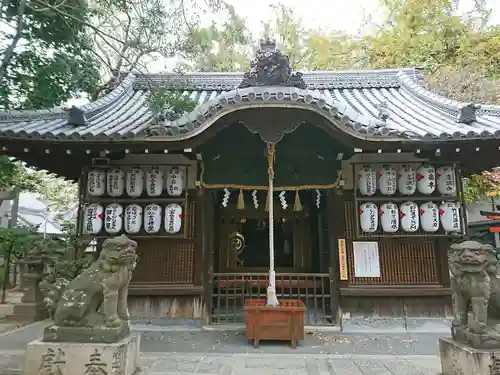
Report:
1,68,500,143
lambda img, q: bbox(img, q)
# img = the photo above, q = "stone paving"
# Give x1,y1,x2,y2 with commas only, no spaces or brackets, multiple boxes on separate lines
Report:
140,353,441,375
0,351,441,375
0,321,444,374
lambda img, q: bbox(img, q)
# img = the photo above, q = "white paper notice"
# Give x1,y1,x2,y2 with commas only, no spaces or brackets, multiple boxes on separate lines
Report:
352,241,381,278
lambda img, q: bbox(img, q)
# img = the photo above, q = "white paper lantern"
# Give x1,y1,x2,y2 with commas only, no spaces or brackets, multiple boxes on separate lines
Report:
146,167,164,197
124,204,143,234
126,168,144,197
106,169,125,197
378,165,397,196
166,166,185,197
416,165,436,195
165,204,183,234
379,202,399,233
400,201,419,232
83,204,103,234
358,166,376,196
144,204,162,234
439,201,461,232
104,203,123,234
420,202,440,232
87,170,106,197
436,166,457,196
397,165,417,195
359,202,378,233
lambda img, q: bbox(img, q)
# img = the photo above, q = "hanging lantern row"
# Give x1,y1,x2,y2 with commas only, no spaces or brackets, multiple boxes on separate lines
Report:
83,203,183,235
219,189,323,210
86,166,185,198
359,201,461,233
358,164,456,196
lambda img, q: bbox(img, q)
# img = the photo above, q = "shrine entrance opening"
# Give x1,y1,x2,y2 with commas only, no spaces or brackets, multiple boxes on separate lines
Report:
198,115,349,325
234,217,293,269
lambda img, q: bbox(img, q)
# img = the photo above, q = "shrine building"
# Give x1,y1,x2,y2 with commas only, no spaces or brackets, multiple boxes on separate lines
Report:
2,41,500,326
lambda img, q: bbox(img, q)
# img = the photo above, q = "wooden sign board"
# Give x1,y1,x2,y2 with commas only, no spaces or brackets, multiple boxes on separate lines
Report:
338,239,348,281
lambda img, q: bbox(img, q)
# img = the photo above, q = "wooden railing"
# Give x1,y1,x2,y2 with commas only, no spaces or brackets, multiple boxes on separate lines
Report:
211,272,332,325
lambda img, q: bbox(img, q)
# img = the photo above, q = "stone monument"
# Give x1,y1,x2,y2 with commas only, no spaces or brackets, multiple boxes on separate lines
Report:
23,234,144,375
440,240,500,375
12,255,50,321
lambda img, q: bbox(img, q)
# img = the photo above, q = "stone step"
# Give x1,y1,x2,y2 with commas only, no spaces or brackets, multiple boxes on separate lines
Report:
0,304,14,319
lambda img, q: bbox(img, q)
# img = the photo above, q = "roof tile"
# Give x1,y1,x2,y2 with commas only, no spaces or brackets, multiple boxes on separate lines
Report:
0,68,499,142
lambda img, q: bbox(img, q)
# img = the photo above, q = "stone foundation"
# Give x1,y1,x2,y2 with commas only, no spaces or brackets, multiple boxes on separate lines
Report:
439,337,500,375
24,333,142,375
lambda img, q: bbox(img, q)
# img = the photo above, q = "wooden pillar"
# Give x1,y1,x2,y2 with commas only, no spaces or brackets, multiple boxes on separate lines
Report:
436,238,451,287
193,188,204,286
326,189,345,324
202,190,215,324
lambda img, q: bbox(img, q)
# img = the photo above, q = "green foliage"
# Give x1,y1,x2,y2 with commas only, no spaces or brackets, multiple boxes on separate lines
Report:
0,221,92,288
467,225,496,247
36,174,78,213
463,169,500,203
0,156,43,192
463,175,490,204
3,45,101,109
179,3,251,72
149,89,198,120
0,156,77,213
51,256,92,281
1,0,102,110
49,220,93,280
0,227,42,260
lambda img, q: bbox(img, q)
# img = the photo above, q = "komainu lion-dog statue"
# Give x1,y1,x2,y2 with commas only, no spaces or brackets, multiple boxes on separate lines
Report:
449,240,500,349
40,234,138,333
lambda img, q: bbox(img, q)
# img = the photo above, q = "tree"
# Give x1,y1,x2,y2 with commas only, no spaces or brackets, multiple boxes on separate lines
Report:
360,0,500,202
35,173,78,214
1,0,102,110
0,0,100,201
0,0,215,204
180,3,364,72
0,157,43,192
361,0,500,103
179,3,251,72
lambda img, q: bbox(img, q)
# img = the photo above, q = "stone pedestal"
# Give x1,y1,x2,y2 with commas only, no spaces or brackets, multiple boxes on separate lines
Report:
439,337,500,375
24,333,143,375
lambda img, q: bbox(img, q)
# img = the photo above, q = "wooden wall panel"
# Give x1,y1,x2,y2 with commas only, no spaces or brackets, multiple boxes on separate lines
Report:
344,196,439,285
132,196,197,284
133,241,194,283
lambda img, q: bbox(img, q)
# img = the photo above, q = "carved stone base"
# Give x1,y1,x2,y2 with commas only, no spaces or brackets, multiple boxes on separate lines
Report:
43,320,131,343
24,332,142,375
439,337,500,375
452,325,500,349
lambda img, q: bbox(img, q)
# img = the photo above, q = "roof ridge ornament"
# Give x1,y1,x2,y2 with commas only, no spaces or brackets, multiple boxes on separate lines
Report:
457,103,480,124
238,39,306,89
67,105,86,126
375,101,390,121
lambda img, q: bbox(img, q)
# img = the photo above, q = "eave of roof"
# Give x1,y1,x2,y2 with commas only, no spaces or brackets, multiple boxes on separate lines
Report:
1,67,500,143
